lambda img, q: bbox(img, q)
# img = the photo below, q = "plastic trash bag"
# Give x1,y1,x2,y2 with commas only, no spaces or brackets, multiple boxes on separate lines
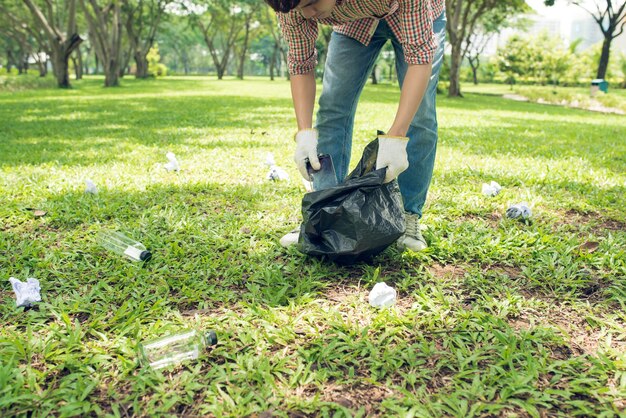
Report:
298,138,405,264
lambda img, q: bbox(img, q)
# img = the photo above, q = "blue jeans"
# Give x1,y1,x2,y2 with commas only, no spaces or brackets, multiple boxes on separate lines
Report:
315,12,446,217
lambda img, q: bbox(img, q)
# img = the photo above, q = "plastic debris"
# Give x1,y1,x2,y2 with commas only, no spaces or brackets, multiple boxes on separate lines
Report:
267,165,290,181
506,203,532,220
9,277,42,307
140,329,218,369
85,178,98,194
368,282,397,308
164,152,180,172
482,181,502,197
98,231,152,262
265,152,289,181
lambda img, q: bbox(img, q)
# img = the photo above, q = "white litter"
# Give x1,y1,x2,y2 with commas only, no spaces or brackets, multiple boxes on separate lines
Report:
506,203,532,220
164,152,180,171
481,181,502,197
9,277,41,307
265,152,289,181
368,282,397,308
85,178,98,194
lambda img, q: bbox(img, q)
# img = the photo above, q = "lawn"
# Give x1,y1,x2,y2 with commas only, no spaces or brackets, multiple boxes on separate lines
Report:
1,76,625,417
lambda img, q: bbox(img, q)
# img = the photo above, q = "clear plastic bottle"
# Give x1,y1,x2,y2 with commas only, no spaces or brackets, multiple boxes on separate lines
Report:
139,329,218,369
98,231,152,262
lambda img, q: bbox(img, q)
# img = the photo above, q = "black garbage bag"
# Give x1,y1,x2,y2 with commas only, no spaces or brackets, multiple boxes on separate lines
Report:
298,137,406,264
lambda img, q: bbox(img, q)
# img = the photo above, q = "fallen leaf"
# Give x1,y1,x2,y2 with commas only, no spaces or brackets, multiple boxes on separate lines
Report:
33,210,47,218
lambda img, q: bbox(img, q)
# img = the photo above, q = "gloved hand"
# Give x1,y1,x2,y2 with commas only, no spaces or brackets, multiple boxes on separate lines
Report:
294,128,320,180
376,134,409,183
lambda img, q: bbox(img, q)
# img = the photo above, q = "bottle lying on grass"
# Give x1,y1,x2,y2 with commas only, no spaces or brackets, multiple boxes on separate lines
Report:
98,231,152,262
139,329,218,369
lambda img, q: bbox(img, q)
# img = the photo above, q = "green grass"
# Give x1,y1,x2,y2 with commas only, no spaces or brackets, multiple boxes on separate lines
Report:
1,76,625,417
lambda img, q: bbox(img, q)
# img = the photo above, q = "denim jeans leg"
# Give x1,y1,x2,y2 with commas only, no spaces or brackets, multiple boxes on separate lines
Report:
392,11,447,216
315,25,389,184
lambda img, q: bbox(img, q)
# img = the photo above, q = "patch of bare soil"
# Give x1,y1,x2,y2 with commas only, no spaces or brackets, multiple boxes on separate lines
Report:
318,381,398,416
560,209,626,235
427,263,467,281
508,294,626,357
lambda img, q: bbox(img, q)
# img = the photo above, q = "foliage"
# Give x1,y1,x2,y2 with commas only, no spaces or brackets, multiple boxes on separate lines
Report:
1,77,625,416
147,43,168,77
0,73,57,92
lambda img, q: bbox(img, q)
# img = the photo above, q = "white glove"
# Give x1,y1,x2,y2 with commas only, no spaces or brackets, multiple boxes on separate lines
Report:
294,129,320,180
376,135,409,183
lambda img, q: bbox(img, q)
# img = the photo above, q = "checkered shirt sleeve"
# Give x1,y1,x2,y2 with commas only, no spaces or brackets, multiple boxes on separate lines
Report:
399,0,437,65
277,11,319,75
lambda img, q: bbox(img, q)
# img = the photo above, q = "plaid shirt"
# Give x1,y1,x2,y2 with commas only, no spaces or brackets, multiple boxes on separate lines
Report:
277,0,445,75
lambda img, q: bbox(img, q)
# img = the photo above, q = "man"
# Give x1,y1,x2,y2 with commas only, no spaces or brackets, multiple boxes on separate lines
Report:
266,0,446,252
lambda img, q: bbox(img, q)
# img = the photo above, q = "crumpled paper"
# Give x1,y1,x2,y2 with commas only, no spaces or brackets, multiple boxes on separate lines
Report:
265,152,289,181
9,277,41,307
164,152,180,172
482,181,502,197
85,178,98,194
506,203,532,220
368,282,397,308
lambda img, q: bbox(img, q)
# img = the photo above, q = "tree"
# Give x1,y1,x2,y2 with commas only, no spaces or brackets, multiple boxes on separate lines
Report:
496,34,532,88
259,6,288,80
545,0,626,79
122,0,169,78
446,0,528,97
80,0,124,87
465,11,529,85
0,4,36,74
157,15,203,74
1,0,82,86
233,1,262,79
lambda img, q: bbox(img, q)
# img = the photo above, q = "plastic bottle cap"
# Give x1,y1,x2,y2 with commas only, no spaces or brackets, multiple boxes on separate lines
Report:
140,250,152,262
205,330,218,346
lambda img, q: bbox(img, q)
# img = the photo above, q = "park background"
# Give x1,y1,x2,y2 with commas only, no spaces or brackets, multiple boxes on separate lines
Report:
1,0,626,417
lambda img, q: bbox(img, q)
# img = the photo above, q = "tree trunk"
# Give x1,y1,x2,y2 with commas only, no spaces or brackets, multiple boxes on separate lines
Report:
135,51,149,78
469,56,479,85
237,20,251,80
371,64,378,84
53,50,71,87
270,42,278,81
76,48,83,79
448,43,463,97
6,50,13,72
36,55,47,77
597,36,612,80
217,65,225,80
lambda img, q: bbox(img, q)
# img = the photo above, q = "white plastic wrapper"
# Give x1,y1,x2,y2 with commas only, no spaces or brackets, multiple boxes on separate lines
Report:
9,277,41,307
267,165,290,181
368,282,397,308
481,181,502,197
164,152,180,171
85,178,98,194
506,203,532,220
264,152,290,181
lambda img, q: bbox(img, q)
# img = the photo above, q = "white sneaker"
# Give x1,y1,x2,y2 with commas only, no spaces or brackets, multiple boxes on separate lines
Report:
397,212,427,252
279,228,300,247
